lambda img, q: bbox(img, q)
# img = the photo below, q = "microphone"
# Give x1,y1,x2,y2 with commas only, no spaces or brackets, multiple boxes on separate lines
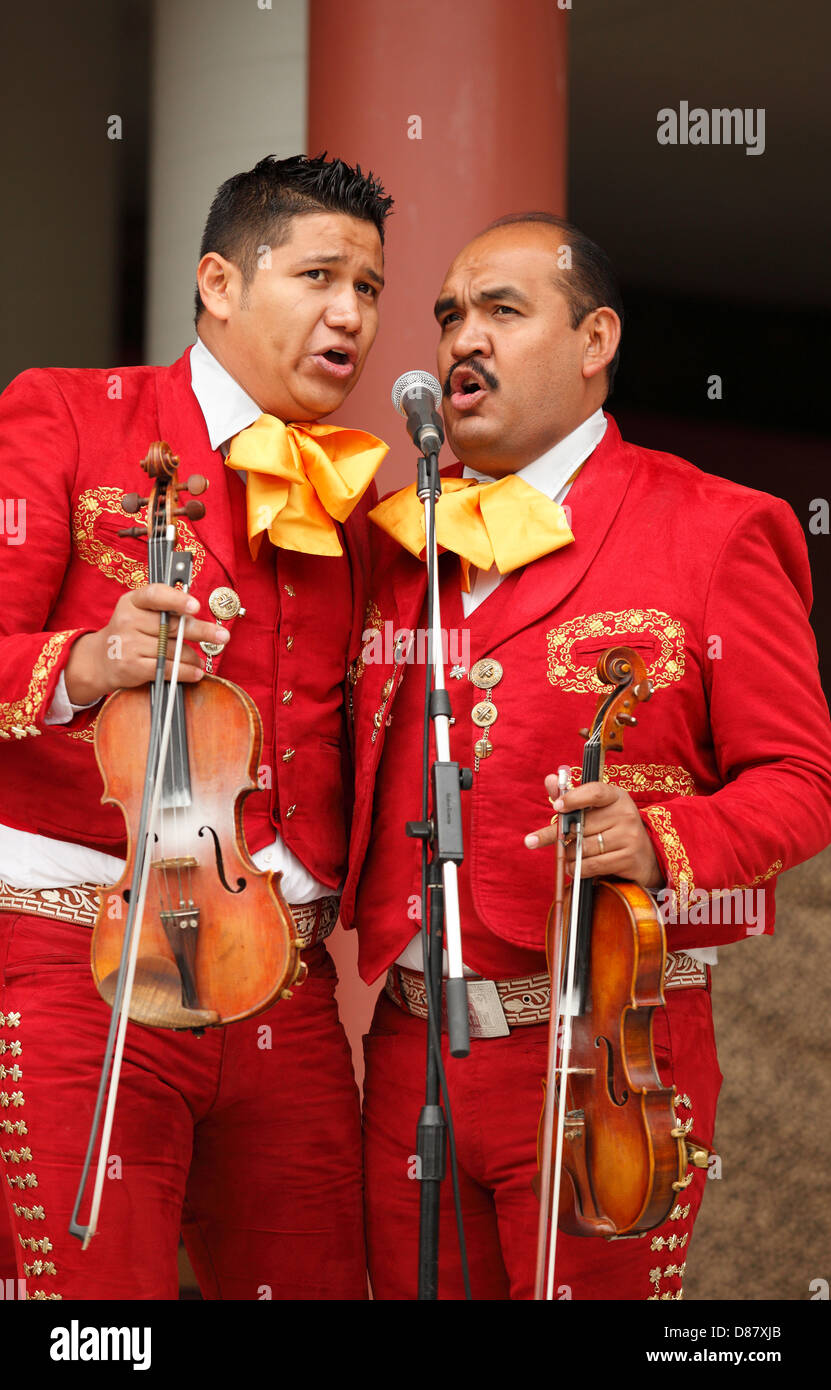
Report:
391,370,445,457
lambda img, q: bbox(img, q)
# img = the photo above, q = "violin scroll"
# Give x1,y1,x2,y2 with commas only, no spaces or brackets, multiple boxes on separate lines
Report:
590,646,654,756
119,444,209,537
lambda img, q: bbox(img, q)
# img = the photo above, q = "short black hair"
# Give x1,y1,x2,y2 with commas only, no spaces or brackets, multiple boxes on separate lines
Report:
194,152,393,321
485,211,623,396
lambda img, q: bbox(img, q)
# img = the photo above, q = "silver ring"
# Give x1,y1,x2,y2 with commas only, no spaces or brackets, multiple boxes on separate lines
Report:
597,832,606,855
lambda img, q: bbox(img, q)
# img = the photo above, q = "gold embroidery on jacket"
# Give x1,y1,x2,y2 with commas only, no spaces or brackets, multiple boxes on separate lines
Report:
0,631,80,738
349,600,383,686
643,805,695,898
546,609,686,695
66,723,96,743
712,860,783,896
72,487,205,589
569,763,696,798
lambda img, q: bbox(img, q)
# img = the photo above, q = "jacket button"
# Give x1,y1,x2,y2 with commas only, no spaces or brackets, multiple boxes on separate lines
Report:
281,690,293,704
286,635,295,651
284,583,296,597
285,804,297,819
282,748,296,762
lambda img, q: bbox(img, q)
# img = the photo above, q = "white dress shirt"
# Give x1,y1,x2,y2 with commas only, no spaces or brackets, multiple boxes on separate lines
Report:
0,338,331,904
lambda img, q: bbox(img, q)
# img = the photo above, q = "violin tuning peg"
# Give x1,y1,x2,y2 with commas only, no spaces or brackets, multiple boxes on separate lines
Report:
175,500,206,521
121,493,148,514
617,713,637,726
117,525,148,539
578,727,590,740
181,474,209,496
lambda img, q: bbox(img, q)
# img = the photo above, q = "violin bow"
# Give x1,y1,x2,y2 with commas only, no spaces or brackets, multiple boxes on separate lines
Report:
533,759,593,1300
69,536,193,1246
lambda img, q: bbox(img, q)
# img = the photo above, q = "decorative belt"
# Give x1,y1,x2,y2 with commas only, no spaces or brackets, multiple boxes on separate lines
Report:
0,880,339,950
385,951,708,1041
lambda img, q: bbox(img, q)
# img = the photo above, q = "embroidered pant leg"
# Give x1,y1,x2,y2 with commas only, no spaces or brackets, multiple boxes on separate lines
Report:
363,987,721,1300
181,945,367,1301
0,913,212,1300
492,987,722,1300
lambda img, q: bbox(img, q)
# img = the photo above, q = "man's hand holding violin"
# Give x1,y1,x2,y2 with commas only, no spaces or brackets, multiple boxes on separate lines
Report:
525,776,664,891
64,585,230,705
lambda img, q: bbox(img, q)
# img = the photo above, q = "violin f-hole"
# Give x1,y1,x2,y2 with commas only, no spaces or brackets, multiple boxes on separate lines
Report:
198,825,246,893
596,1034,629,1107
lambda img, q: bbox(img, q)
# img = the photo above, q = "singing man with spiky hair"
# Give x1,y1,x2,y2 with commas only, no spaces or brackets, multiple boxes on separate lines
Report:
0,154,392,1300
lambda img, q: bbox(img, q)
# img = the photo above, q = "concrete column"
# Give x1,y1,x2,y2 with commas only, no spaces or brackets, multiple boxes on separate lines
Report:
308,0,568,488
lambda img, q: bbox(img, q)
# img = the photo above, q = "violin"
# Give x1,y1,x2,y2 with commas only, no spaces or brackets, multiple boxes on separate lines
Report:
534,646,709,1300
91,441,304,1028
71,441,304,1245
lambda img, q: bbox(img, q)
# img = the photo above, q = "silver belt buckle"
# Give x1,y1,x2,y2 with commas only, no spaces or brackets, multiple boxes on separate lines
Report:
464,980,511,1039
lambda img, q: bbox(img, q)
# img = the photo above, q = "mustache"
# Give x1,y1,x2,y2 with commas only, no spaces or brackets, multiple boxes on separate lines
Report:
443,357,499,397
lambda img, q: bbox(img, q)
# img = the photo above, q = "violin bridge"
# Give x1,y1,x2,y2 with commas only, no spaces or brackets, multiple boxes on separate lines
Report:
152,856,199,873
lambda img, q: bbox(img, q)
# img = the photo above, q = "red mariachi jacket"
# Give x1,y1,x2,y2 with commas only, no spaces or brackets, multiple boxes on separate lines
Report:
341,415,831,972
0,349,373,889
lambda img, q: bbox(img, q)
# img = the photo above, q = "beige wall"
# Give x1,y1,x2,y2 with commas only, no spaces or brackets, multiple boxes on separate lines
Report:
145,0,307,365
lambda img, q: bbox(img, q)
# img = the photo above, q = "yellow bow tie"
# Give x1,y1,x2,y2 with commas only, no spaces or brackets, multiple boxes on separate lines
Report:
225,415,389,557
369,473,575,589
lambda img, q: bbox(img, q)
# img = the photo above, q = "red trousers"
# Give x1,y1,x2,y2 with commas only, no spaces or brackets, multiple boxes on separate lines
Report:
0,912,366,1300
363,984,722,1300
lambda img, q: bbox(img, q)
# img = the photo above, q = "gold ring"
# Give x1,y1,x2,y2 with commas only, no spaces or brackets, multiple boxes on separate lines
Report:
597,832,606,855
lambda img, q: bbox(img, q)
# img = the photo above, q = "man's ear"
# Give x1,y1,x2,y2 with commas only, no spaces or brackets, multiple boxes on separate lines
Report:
196,252,241,323
582,307,621,382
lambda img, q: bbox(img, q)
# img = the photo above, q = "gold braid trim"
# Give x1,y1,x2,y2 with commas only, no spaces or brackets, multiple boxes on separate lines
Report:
642,805,695,899
0,630,81,738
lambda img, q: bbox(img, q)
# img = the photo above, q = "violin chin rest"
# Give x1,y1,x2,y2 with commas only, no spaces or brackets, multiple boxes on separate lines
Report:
97,956,220,1030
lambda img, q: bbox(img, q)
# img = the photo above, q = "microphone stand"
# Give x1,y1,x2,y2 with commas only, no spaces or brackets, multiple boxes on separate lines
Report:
405,448,472,1300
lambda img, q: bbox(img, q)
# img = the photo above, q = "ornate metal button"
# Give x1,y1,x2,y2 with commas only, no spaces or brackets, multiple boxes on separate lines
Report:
286,635,295,651
285,804,297,819
200,640,224,656
474,737,494,759
208,587,245,620
282,748,296,762
281,690,293,704
471,700,498,727
469,658,503,690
